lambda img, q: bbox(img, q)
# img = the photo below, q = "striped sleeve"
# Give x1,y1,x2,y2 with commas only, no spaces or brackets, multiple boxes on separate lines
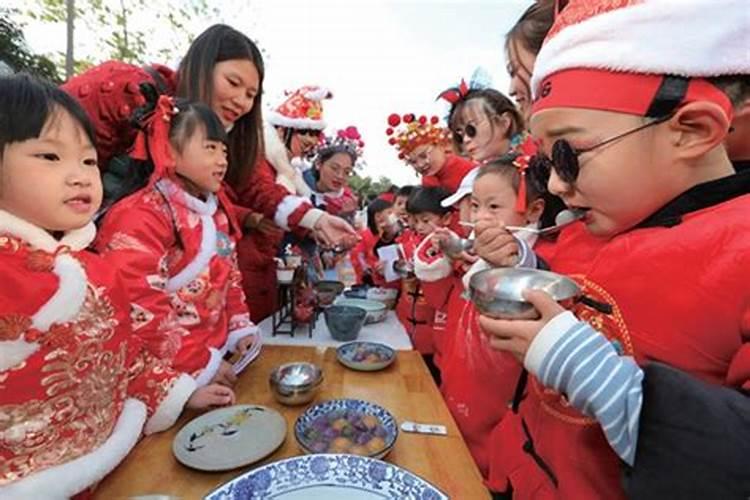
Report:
525,311,644,465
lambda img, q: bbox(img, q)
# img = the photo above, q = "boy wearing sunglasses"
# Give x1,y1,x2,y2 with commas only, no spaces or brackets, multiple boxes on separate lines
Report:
476,1,750,499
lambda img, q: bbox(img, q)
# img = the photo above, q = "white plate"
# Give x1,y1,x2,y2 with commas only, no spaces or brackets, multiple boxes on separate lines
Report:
204,454,448,500
173,405,286,471
336,341,396,372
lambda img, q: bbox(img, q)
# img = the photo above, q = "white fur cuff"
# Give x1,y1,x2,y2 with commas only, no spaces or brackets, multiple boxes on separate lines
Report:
144,374,197,435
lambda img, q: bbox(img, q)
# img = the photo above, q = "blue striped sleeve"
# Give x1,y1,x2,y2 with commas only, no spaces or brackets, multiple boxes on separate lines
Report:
525,312,644,466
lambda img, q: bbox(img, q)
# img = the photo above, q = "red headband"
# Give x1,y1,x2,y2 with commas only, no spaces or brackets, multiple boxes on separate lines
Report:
532,69,733,121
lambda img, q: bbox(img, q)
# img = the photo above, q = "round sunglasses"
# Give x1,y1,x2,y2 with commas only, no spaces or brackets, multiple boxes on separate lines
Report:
534,114,674,184
452,118,487,144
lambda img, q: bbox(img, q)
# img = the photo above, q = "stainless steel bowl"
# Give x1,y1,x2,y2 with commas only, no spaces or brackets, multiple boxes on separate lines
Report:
469,268,581,319
269,362,323,406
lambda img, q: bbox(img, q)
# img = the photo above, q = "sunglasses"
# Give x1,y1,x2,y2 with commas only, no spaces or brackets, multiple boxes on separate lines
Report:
296,129,323,138
534,114,673,184
452,118,487,144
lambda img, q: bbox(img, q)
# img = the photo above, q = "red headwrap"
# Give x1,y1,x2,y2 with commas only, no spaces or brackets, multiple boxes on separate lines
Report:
130,94,178,185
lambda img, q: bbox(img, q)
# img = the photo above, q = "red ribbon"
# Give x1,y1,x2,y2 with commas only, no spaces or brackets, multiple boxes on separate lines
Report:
437,78,470,105
513,153,531,214
130,94,177,185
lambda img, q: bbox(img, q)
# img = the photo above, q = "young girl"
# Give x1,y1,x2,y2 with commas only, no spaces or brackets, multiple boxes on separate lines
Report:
350,197,402,287
439,83,524,164
385,113,474,193
0,75,230,498
95,96,257,390
416,153,549,479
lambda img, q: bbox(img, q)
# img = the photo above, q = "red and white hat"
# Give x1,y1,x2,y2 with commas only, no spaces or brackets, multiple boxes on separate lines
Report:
531,0,749,119
267,85,332,130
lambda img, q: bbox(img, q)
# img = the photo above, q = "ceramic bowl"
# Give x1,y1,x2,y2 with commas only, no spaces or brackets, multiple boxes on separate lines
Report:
276,268,295,284
336,341,396,372
314,280,345,307
269,362,323,405
324,305,367,342
366,287,398,309
334,298,387,324
294,399,398,459
469,267,581,319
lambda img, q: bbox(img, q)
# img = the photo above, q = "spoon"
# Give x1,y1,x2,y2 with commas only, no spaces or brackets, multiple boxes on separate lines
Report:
504,208,587,236
439,233,475,258
459,209,586,236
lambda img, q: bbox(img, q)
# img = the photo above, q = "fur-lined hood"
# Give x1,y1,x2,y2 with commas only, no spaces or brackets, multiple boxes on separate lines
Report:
263,122,313,198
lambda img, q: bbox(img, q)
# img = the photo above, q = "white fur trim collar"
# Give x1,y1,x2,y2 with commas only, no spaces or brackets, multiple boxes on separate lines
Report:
263,122,313,197
0,210,96,252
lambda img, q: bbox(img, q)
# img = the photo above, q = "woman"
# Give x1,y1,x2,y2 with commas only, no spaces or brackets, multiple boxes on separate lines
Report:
62,25,356,251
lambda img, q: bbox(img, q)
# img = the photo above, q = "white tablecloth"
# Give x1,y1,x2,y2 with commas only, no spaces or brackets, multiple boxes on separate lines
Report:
258,310,413,351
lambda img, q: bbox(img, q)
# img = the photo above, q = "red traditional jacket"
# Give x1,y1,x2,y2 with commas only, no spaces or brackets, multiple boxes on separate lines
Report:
0,211,195,498
421,154,475,193
95,178,256,386
487,176,750,499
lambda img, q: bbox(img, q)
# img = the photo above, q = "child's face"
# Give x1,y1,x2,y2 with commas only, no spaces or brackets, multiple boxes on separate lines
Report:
0,109,102,231
406,144,447,177
374,207,395,237
470,172,527,227
457,196,472,223
210,59,260,128
531,107,676,237
454,100,510,163
173,128,228,194
394,195,409,220
411,212,448,237
317,152,353,192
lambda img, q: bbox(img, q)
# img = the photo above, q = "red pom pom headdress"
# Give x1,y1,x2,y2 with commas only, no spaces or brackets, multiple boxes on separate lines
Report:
385,112,450,160
312,125,366,169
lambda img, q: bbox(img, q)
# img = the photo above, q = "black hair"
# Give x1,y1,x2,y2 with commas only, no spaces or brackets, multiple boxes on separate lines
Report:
176,24,264,190
169,100,228,153
709,75,750,109
447,88,525,152
396,185,415,198
405,186,452,216
477,152,565,232
0,72,96,158
366,198,393,235
311,146,357,182
505,1,555,58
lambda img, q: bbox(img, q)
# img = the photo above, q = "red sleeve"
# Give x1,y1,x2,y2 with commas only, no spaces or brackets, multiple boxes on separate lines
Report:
728,308,750,390
235,159,314,231
95,196,190,363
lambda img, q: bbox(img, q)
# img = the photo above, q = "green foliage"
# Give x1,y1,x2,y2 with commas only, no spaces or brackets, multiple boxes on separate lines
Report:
349,174,395,205
0,9,61,82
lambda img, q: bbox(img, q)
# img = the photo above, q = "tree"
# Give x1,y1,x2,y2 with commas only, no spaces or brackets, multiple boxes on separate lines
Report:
349,174,395,206
19,0,221,76
0,9,61,82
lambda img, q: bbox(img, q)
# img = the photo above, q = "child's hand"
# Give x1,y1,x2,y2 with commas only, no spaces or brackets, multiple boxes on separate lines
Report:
235,334,257,355
430,227,452,250
478,290,565,362
473,220,519,267
211,360,238,387
187,383,236,410
458,250,479,271
374,260,385,276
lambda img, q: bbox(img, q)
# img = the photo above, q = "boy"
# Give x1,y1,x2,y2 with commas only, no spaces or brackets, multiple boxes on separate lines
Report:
477,1,750,498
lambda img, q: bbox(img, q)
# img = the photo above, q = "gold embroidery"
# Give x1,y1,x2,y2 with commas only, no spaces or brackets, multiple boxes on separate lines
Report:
0,284,131,485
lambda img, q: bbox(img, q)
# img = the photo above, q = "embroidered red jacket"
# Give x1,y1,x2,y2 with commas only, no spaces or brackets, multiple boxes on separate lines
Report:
95,179,256,385
0,212,195,498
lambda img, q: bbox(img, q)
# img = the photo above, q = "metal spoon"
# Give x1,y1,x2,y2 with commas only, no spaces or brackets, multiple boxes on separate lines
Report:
504,208,586,236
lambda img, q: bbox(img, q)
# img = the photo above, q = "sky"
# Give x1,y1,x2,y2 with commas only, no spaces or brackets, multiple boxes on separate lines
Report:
12,0,530,186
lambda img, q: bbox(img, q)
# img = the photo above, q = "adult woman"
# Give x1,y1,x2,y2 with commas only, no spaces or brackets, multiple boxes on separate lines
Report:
62,24,356,250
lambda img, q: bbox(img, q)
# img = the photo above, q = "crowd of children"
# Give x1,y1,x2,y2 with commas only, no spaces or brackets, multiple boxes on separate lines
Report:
1,0,748,498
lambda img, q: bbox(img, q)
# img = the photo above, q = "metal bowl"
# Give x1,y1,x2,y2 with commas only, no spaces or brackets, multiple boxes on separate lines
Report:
469,268,581,319
269,362,323,406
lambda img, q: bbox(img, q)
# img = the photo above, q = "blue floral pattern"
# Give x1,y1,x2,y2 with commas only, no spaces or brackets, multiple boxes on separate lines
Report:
204,454,448,500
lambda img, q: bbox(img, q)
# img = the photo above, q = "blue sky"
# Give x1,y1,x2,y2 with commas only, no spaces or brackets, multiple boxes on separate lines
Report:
14,0,531,186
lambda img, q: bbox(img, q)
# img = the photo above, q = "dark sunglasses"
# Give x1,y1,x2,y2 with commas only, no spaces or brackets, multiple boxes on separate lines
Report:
452,118,489,144
296,129,323,138
534,114,674,184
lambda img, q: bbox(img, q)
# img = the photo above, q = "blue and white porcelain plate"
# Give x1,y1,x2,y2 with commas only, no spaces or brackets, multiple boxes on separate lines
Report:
295,399,398,459
204,454,448,500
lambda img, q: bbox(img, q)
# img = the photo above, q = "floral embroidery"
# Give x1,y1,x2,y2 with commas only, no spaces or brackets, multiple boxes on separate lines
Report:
0,315,32,342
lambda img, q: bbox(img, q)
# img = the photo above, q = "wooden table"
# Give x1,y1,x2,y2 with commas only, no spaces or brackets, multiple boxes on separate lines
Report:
94,345,489,499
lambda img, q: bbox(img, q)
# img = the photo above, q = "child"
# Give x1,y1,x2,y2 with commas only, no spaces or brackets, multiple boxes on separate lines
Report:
393,185,415,225
385,113,474,192
397,186,455,381
95,96,258,390
0,75,230,498
350,197,402,288
416,154,549,479
478,1,750,498
439,81,524,164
